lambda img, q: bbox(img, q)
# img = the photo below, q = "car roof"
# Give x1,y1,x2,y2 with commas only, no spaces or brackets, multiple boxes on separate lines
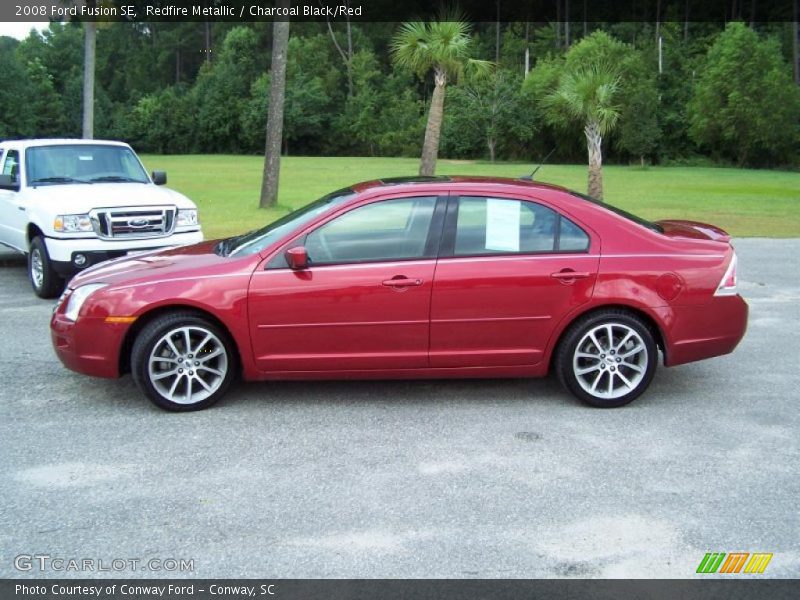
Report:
0,138,131,149
350,175,570,195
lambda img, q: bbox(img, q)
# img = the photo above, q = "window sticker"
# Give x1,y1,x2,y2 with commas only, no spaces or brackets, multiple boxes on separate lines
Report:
485,198,520,252
78,155,94,161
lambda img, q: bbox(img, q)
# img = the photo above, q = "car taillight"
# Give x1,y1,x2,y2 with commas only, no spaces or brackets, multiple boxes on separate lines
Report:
714,252,738,296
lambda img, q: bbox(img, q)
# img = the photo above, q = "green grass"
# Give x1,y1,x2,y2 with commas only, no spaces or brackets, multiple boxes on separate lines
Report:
140,155,800,240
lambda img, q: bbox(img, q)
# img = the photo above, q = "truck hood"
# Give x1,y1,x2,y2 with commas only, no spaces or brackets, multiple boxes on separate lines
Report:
69,240,246,288
28,182,196,213
655,220,731,243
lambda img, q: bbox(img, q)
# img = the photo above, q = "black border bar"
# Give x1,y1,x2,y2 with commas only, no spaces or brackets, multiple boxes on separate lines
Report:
2,0,798,23
3,579,800,600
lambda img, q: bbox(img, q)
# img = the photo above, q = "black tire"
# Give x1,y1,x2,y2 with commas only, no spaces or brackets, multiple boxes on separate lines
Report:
131,311,237,411
555,309,658,408
29,236,64,299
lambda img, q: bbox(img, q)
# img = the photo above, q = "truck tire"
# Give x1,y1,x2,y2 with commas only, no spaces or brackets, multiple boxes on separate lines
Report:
29,236,65,299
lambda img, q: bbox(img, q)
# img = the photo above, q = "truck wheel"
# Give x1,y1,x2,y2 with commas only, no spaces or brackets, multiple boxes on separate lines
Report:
29,236,64,299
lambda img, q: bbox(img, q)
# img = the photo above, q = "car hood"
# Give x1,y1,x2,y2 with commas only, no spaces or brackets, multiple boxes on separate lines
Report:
28,182,196,213
69,240,245,288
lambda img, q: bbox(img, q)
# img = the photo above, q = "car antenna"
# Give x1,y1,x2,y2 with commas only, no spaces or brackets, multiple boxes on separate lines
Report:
520,148,555,181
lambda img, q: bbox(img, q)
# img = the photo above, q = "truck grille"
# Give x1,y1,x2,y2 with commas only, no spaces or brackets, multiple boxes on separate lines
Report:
90,206,176,240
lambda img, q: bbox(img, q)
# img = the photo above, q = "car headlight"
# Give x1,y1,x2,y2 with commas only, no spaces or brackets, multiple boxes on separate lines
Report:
64,283,108,321
54,214,93,233
176,209,199,227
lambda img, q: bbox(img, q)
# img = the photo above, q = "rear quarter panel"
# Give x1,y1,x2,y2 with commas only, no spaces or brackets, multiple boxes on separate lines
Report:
528,193,731,370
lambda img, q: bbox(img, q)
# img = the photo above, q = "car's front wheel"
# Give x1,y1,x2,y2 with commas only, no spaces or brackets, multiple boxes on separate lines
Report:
29,236,64,299
131,312,237,411
556,310,657,408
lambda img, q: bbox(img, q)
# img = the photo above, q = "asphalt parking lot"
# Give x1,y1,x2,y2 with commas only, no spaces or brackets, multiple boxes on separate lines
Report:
0,239,798,579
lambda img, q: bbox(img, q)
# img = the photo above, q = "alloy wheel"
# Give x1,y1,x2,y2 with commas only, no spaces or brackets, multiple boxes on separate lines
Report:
147,325,229,405
572,322,649,400
30,248,44,289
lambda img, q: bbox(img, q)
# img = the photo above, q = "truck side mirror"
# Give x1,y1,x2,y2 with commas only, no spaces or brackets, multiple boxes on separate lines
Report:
151,171,167,185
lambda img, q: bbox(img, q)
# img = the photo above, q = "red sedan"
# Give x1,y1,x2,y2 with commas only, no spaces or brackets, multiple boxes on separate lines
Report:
51,177,747,411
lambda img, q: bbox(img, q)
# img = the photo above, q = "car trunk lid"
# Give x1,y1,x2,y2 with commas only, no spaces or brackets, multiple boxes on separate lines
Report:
655,220,731,243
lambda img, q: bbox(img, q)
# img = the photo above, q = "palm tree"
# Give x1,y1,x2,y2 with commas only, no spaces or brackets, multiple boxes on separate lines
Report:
391,10,489,176
546,63,621,200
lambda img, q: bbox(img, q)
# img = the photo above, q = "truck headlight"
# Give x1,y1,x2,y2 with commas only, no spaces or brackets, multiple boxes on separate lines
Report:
176,209,198,227
54,214,93,233
64,283,108,321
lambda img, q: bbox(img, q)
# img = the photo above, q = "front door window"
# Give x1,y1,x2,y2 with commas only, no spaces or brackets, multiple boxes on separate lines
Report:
304,196,437,265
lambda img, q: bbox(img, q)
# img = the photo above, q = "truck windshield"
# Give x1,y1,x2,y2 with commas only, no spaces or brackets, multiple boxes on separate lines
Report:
25,145,150,186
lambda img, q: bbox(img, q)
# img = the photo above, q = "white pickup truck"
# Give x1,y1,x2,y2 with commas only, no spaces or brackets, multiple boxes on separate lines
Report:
0,139,203,297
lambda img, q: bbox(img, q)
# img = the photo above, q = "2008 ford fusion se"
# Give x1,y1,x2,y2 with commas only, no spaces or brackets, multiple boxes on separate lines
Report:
51,176,747,411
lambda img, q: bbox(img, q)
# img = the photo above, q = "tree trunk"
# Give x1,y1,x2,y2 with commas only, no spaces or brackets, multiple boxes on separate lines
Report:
738,145,749,167
259,11,290,209
684,0,690,41
585,121,604,200
204,18,212,63
564,0,570,47
524,21,530,76
326,4,353,97
488,137,496,163
655,0,661,45
583,0,587,36
82,19,96,139
495,0,501,64
555,0,561,48
346,10,353,92
794,0,799,85
419,68,447,177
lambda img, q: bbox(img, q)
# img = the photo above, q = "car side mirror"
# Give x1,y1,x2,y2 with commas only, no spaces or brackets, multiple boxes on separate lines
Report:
151,171,167,185
285,246,309,270
0,174,20,191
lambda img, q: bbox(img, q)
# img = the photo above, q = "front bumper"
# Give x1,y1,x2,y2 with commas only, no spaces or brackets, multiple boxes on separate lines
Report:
51,313,130,378
659,294,749,367
45,230,204,278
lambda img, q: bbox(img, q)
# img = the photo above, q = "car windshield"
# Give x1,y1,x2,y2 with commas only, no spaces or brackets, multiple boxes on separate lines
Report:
226,188,356,257
570,191,664,233
25,144,150,186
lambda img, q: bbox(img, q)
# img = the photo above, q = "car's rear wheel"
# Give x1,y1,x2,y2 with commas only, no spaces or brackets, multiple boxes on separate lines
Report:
131,312,237,411
29,236,64,299
556,310,657,408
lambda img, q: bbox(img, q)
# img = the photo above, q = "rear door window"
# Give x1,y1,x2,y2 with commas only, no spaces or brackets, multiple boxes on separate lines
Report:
559,216,590,251
453,196,557,255
448,196,590,256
